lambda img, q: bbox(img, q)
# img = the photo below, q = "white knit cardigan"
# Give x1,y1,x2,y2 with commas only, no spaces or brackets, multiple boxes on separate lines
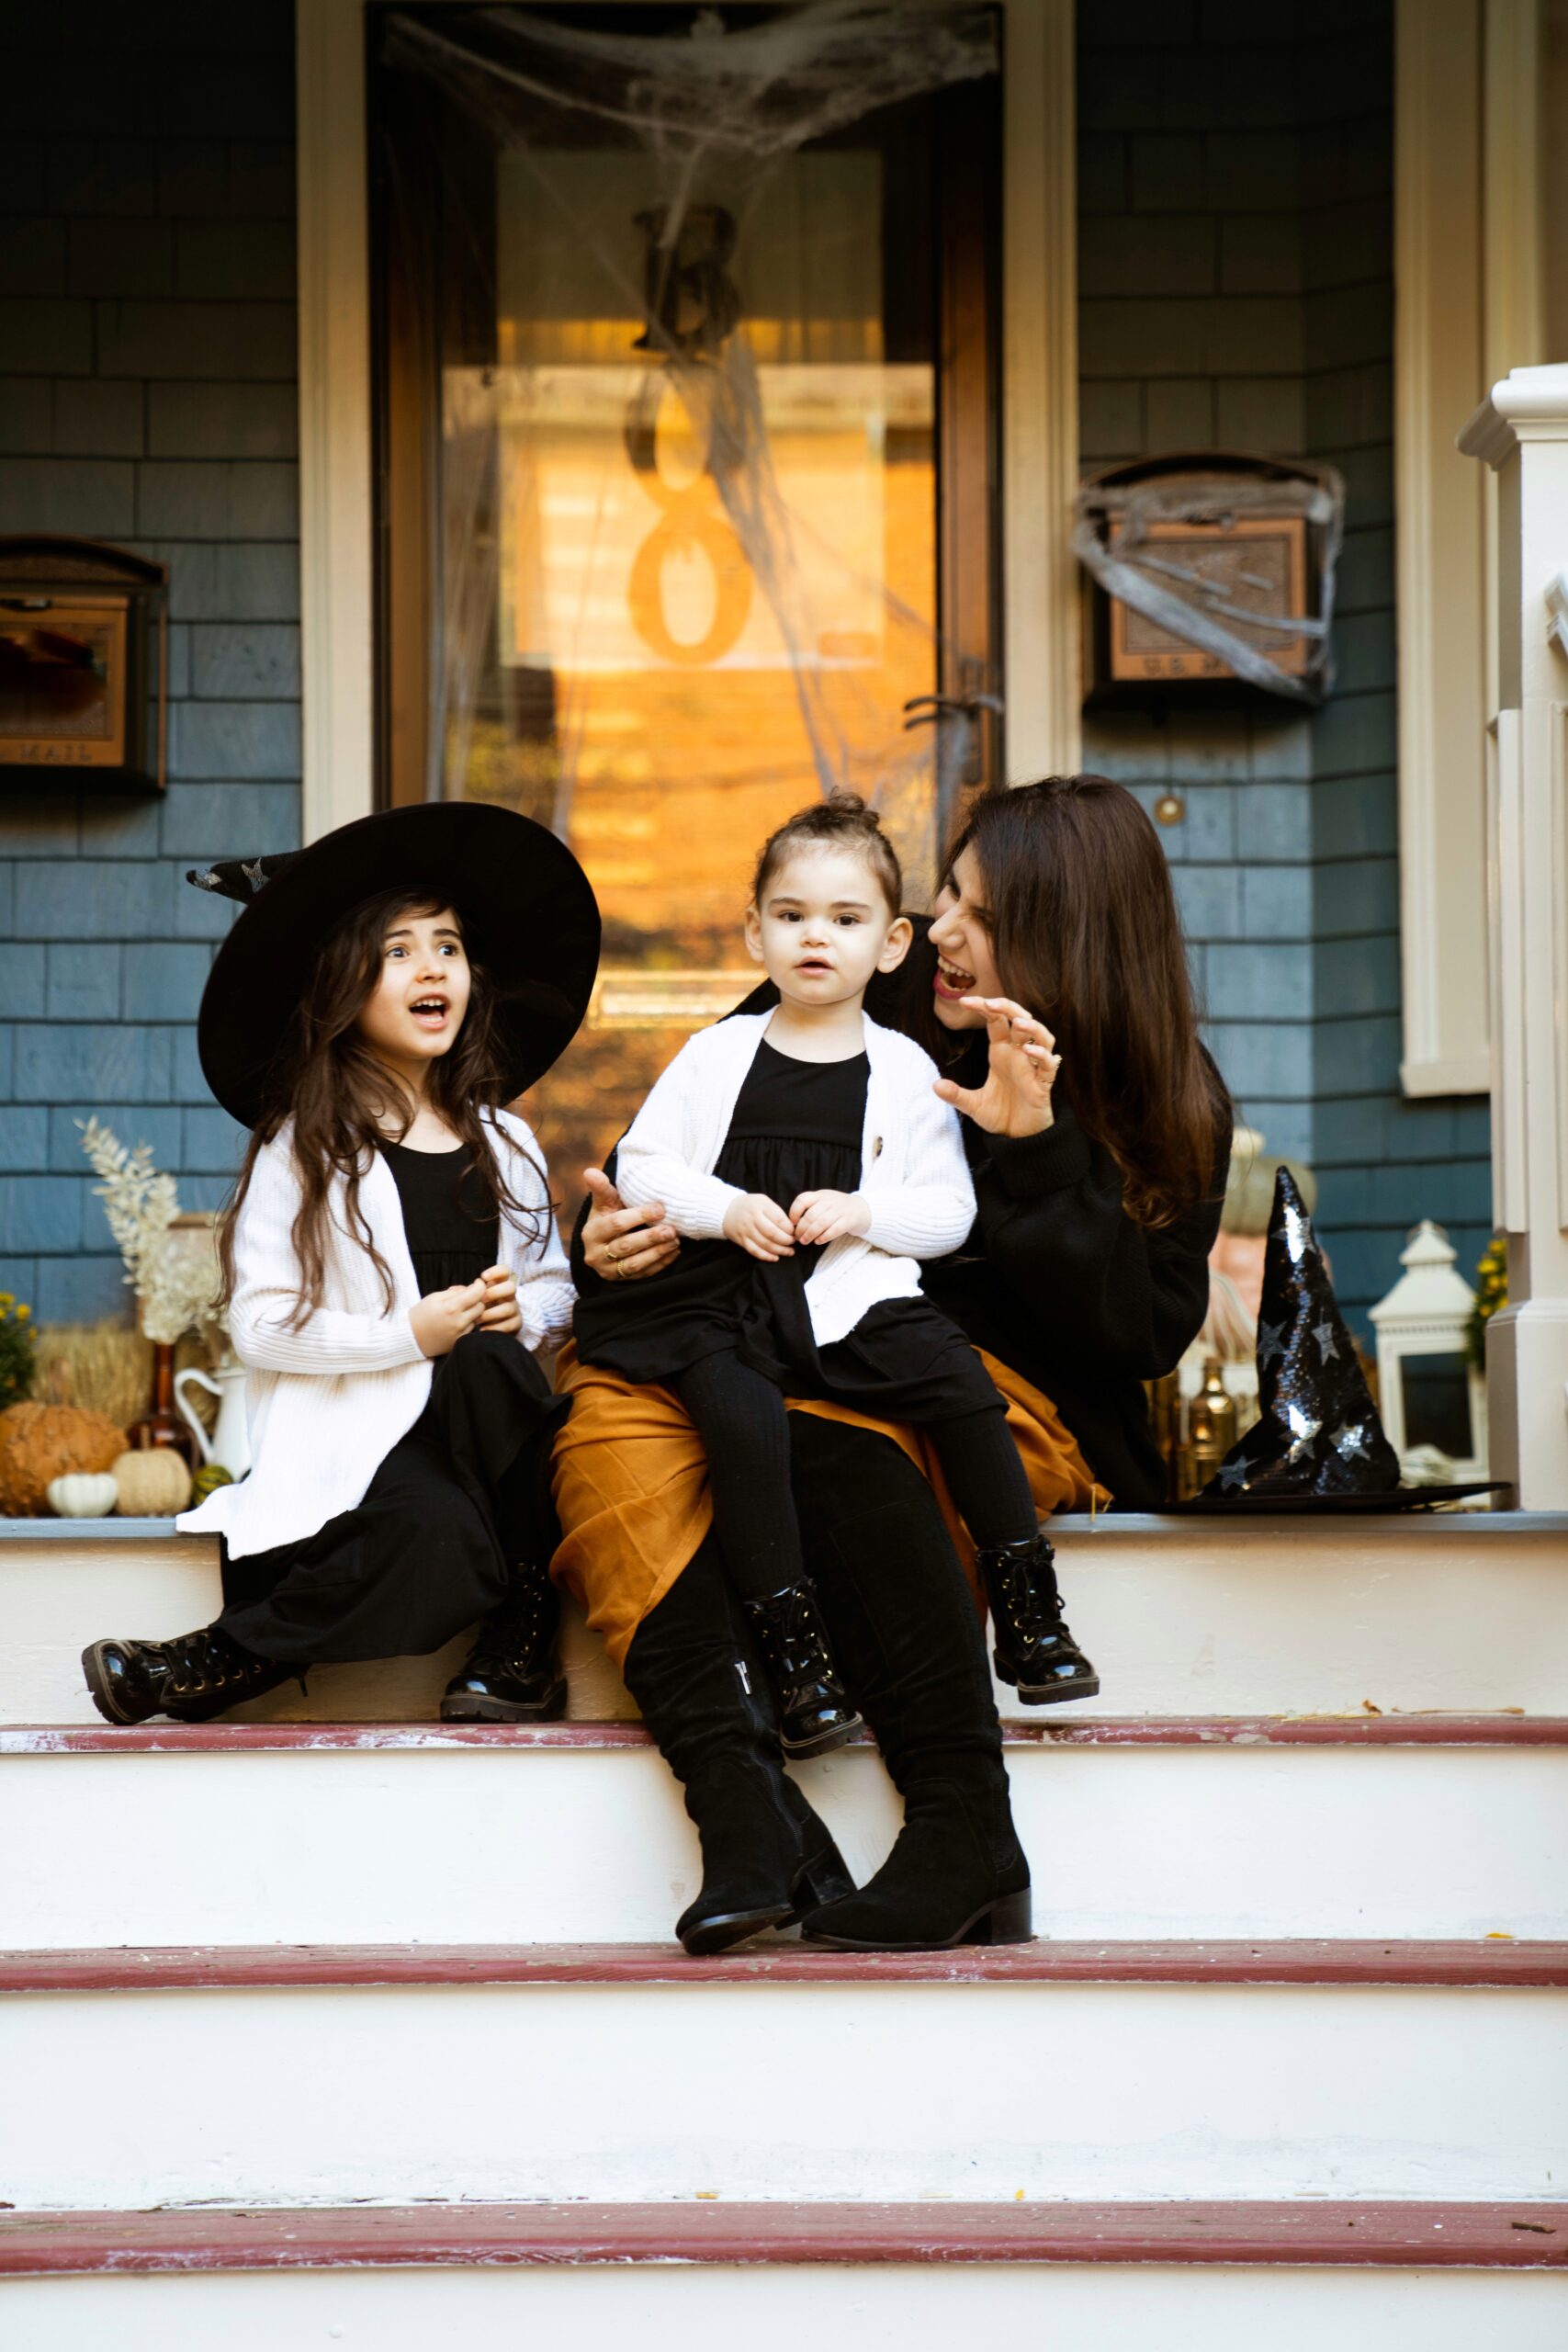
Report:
615,1011,976,1348
179,1111,572,1560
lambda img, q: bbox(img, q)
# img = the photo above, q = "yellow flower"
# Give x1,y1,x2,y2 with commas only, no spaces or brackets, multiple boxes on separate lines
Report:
15,1304,28,1320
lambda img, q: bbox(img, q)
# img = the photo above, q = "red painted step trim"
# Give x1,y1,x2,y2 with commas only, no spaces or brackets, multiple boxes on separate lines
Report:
5,1939,1565,1994
6,1712,1565,1756
1,2200,1563,2277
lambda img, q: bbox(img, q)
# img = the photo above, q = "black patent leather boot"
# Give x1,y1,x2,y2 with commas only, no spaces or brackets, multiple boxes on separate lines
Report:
741,1579,863,1760
82,1635,176,1725
85,1626,297,1726
624,1533,856,1956
159,1625,298,1722
441,1562,567,1722
976,1531,1100,1704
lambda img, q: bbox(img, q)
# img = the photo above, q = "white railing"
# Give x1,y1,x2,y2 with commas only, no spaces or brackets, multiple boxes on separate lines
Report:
1460,364,1568,1504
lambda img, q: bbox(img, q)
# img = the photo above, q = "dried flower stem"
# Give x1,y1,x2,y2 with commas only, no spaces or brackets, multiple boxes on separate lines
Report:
78,1117,224,1348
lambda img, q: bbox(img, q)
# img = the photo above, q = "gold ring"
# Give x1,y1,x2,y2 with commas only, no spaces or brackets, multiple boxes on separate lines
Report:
615,1260,630,1280
605,1242,622,1264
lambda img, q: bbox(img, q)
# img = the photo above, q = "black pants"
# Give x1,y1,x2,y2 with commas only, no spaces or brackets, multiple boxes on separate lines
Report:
672,1346,1038,1601
218,1330,564,1665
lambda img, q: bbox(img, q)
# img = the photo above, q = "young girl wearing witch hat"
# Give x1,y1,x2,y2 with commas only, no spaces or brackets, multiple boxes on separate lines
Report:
82,802,600,1727
574,793,1094,1762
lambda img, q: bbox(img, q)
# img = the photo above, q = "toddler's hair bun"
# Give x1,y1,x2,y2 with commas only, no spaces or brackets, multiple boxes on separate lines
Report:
751,789,903,917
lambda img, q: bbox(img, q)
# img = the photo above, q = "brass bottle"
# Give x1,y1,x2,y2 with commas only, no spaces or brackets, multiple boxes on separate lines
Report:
1179,1357,1238,1500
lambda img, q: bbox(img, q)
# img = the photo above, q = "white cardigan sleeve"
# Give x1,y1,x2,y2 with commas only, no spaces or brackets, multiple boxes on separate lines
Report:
859,1045,976,1261
493,1113,575,1352
615,1035,746,1242
227,1142,425,1376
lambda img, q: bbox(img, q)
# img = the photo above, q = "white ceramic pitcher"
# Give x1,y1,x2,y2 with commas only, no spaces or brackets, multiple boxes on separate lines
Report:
174,1354,252,1480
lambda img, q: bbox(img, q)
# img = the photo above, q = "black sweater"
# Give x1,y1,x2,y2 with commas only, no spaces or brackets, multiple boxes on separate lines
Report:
574,925,1228,1510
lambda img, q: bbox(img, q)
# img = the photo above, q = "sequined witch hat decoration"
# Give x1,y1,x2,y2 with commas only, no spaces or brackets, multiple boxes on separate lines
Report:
1201,1167,1401,1502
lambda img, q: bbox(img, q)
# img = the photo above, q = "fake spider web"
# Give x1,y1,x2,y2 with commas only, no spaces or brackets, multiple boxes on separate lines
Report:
379,3,1000,907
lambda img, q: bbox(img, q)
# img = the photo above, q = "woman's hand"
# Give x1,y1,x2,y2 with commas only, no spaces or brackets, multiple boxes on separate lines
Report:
478,1264,522,1336
932,996,1061,1137
790,1189,871,1246
411,1278,487,1358
581,1167,681,1283
724,1192,796,1261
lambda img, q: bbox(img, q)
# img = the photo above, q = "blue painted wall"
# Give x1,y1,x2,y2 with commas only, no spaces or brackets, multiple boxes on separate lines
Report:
1077,0,1493,1333
0,1,300,1322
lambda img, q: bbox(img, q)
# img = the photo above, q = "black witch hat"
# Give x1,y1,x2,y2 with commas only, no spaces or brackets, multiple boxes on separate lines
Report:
187,802,601,1128
1190,1169,1400,1510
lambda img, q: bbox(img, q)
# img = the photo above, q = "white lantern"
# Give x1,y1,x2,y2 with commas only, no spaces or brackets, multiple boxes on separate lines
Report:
1370,1222,1488,1481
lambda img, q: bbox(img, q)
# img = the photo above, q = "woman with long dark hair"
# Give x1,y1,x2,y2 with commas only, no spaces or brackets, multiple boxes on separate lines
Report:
559,776,1231,1951
81,803,604,1730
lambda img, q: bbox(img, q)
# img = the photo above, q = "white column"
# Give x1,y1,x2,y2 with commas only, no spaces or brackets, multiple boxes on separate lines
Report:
295,0,375,839
1459,364,1568,1506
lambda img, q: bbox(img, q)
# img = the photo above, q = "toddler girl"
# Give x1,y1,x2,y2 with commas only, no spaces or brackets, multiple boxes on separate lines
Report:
574,795,1045,1756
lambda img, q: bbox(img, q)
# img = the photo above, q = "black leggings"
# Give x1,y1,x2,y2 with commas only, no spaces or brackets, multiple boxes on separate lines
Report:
672,1347,1037,1602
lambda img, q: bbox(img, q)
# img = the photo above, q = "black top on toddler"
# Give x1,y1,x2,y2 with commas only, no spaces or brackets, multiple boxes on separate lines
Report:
574,1035,997,1428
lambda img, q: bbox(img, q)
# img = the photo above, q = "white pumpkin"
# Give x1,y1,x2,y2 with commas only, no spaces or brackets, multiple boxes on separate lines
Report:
46,1472,121,1519
110,1448,193,1518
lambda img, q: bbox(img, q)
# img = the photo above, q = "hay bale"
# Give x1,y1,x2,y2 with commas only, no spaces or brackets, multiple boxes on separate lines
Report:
34,1321,152,1430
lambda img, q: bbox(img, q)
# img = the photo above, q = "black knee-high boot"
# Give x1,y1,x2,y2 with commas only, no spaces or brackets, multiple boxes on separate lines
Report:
622,1531,856,1956
785,1416,1032,1951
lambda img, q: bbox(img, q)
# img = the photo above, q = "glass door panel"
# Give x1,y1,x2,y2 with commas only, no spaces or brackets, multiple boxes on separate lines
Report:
374,6,999,1200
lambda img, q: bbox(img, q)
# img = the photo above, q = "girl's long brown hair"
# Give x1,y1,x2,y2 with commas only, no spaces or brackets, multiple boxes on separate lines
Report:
943,777,1230,1227
220,888,547,1326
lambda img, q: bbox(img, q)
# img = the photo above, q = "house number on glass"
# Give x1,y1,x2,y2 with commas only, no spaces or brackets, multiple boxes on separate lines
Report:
624,380,754,668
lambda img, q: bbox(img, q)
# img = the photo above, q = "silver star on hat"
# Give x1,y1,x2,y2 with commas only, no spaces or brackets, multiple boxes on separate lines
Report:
1285,1403,1322,1464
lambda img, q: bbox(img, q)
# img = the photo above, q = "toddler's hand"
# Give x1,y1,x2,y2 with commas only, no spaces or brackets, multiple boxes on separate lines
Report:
478,1263,523,1337
790,1189,871,1247
411,1279,487,1358
723,1192,796,1261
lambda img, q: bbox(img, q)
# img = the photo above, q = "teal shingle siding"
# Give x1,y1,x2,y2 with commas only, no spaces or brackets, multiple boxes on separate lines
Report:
0,0,298,1322
1077,0,1492,1335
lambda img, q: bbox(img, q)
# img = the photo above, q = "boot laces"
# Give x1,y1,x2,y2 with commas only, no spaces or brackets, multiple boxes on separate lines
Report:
162,1627,265,1699
753,1587,831,1683
469,1566,555,1677
989,1544,1065,1645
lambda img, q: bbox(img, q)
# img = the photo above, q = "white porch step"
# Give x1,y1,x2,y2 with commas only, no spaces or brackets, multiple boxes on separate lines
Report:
3,2201,1565,2352
4,1716,1565,1948
3,1942,1564,2210
6,1511,1568,1728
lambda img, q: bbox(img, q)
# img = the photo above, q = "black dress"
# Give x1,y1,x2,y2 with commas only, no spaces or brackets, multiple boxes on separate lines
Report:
574,1036,998,1419
217,1140,567,1665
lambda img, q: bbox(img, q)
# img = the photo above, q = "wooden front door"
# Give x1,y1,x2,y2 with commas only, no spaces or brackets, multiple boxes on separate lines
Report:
371,5,1002,1186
